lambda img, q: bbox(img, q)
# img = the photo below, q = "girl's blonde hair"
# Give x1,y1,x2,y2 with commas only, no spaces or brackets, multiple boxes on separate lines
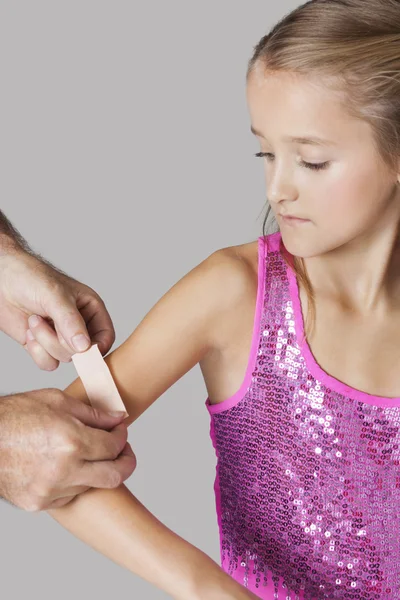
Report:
246,0,400,341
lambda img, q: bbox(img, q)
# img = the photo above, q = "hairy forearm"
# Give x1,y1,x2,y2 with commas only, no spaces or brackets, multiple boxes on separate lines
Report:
0,210,67,276
0,210,31,255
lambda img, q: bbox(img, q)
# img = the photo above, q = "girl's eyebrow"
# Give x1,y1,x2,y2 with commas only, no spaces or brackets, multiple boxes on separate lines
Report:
250,125,337,147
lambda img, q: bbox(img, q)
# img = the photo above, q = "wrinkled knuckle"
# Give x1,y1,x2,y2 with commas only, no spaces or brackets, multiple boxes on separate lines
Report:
24,499,42,513
89,406,101,421
97,296,106,309
55,431,83,457
24,489,48,513
57,387,67,397
64,438,82,457
88,288,103,305
46,388,66,406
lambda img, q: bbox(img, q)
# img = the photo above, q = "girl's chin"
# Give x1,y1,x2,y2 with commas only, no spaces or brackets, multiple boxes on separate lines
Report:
279,231,321,259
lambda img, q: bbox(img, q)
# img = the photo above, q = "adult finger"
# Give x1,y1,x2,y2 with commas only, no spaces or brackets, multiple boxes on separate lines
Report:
25,330,60,371
54,321,77,355
65,394,128,430
52,485,91,502
78,295,115,356
80,422,129,462
28,315,72,363
43,288,91,354
77,442,137,489
47,494,83,510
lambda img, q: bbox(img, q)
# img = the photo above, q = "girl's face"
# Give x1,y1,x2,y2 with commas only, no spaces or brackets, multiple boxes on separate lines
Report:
246,68,400,259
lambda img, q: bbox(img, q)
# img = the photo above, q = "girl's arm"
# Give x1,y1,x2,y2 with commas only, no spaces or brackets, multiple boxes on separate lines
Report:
47,249,259,600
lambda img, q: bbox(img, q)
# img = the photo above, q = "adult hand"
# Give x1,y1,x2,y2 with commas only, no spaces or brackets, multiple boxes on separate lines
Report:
0,388,136,511
0,248,115,370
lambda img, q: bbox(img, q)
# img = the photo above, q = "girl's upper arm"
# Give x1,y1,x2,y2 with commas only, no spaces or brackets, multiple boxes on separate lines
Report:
65,247,252,426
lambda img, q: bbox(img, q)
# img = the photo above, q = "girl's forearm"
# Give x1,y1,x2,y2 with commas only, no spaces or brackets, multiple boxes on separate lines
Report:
48,483,230,600
46,377,255,599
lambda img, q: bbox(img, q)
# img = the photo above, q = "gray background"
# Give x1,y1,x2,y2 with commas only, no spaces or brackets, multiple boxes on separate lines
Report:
0,1,297,598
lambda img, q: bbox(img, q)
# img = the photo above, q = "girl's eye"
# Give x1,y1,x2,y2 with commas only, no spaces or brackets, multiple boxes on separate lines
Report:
254,152,329,172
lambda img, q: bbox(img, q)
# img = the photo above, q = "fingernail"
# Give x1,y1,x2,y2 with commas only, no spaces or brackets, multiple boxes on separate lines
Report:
26,329,35,341
29,315,41,328
107,411,126,417
72,334,90,352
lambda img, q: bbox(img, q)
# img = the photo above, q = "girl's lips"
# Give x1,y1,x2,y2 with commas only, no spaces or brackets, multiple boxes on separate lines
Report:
280,214,311,224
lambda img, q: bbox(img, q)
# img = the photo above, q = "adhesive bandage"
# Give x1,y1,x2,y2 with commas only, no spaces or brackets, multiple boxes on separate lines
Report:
71,343,129,417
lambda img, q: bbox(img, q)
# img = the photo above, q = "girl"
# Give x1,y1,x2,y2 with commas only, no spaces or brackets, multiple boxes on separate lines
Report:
31,0,400,598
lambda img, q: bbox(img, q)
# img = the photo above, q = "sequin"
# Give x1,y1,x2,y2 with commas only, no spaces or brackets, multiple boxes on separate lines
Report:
205,231,400,599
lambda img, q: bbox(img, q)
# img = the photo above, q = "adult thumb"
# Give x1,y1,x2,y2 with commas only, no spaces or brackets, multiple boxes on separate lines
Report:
67,396,127,429
45,290,91,353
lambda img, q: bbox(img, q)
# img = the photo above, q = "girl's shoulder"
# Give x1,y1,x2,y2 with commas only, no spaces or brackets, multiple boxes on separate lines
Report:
215,238,260,269
204,239,260,351
209,239,260,291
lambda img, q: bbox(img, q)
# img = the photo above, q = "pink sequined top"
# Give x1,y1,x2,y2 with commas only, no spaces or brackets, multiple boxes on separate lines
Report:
205,231,400,600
